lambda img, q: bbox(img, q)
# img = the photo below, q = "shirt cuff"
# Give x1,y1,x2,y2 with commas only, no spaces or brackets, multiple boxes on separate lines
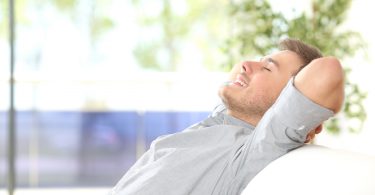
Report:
272,77,334,133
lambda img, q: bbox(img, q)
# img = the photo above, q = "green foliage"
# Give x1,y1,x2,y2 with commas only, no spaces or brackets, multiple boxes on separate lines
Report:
133,42,161,70
221,0,286,71
0,1,7,36
91,17,114,40
132,0,184,71
49,0,78,11
0,0,113,39
0,0,31,37
132,0,229,71
225,0,367,134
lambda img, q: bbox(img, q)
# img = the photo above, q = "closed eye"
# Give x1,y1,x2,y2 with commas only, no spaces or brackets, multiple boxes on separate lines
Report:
262,66,271,72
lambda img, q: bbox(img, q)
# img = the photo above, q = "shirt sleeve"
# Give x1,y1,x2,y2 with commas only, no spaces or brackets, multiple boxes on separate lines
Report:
265,77,334,143
226,77,335,193
242,76,334,159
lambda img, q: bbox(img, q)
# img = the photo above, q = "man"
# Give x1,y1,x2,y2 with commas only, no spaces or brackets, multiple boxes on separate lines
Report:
110,38,345,195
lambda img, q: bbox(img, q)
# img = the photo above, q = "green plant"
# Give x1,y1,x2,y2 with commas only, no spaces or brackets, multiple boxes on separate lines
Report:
224,0,367,133
132,0,229,71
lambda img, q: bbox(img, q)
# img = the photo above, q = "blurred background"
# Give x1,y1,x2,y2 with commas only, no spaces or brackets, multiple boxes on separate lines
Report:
0,0,374,194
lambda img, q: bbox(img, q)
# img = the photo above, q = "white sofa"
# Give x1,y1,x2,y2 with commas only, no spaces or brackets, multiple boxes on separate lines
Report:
242,144,375,195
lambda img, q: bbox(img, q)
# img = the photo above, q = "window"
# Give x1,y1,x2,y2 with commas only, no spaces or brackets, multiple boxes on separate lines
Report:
0,0,227,193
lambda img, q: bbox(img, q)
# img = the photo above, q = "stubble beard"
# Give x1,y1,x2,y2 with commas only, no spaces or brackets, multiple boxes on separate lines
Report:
221,92,273,123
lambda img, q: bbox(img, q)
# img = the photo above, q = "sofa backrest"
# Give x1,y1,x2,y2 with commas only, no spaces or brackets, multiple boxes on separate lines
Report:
241,144,375,195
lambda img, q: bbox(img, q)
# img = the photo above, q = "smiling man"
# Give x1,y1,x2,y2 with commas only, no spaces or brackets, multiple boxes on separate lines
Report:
110,38,345,195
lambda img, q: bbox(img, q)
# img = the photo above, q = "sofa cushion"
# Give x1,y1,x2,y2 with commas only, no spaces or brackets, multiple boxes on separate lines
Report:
241,144,375,195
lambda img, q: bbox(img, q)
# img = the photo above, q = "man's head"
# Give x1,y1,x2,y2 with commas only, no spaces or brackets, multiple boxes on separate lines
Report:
278,38,323,72
219,38,322,125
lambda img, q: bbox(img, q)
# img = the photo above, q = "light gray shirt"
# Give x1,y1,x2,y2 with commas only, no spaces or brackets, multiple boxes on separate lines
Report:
110,78,334,195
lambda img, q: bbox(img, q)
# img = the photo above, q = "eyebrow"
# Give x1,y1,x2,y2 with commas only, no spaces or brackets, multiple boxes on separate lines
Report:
266,57,280,69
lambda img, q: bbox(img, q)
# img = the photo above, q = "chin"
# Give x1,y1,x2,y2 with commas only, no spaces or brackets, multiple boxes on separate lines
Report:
218,88,227,103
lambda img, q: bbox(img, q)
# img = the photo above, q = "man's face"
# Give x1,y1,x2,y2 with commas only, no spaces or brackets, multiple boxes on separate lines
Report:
219,50,304,124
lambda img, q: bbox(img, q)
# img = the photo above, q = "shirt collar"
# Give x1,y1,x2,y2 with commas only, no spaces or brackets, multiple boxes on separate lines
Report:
221,112,255,133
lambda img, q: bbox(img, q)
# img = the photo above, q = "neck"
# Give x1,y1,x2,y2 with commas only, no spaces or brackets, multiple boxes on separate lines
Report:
226,109,261,127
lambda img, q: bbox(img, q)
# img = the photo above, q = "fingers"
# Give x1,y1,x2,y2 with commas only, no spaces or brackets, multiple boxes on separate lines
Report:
304,135,314,143
305,124,324,143
315,124,323,134
304,131,316,143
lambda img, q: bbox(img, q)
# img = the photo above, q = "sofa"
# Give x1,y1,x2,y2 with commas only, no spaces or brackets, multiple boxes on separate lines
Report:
241,144,375,195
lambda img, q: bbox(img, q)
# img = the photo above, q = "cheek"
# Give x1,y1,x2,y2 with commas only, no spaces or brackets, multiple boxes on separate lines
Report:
249,79,280,102
251,78,272,93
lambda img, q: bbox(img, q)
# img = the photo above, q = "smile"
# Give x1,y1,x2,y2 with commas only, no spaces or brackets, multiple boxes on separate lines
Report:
234,74,248,87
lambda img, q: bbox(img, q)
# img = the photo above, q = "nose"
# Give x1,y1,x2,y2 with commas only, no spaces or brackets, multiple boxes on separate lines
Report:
241,61,261,75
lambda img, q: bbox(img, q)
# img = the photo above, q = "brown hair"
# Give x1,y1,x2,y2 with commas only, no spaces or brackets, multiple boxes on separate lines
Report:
278,38,323,70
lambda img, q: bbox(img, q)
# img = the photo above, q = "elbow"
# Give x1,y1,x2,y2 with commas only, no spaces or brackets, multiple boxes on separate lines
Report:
312,57,345,88
315,57,345,113
295,56,345,114
315,57,344,80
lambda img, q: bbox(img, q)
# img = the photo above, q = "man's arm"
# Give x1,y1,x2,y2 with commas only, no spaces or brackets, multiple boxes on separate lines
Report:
294,57,345,114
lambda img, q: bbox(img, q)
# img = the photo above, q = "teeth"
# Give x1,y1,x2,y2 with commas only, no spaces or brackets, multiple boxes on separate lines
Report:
239,81,246,87
236,79,247,87
235,74,248,87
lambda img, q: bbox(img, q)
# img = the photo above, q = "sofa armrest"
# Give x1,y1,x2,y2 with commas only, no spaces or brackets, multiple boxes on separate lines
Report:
241,144,375,195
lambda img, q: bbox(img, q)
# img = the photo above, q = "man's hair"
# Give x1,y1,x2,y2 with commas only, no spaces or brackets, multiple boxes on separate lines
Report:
278,38,323,70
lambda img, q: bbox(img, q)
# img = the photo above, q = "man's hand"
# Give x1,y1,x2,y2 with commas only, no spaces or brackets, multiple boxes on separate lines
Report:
305,124,323,143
